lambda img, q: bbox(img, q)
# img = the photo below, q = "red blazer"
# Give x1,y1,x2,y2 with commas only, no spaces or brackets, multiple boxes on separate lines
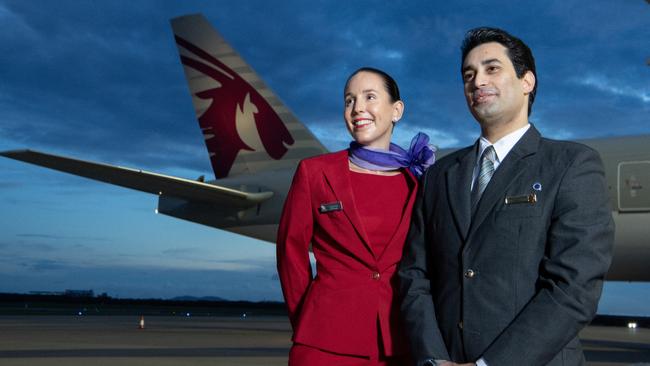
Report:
276,150,418,356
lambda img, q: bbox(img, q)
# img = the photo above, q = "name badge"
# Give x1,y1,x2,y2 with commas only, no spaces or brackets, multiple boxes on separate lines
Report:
504,193,537,205
319,201,343,213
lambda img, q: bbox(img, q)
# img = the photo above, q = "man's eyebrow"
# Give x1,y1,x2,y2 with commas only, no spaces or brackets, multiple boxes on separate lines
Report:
461,64,476,73
481,58,502,65
462,58,503,73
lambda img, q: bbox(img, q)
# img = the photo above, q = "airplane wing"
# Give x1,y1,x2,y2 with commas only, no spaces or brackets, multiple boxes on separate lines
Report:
0,149,272,208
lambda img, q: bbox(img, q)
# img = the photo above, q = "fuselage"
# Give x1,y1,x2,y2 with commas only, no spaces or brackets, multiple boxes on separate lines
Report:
186,135,650,281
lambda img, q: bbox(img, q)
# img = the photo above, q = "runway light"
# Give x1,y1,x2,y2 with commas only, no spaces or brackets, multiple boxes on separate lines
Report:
77,311,83,316
628,322,637,329
186,312,191,317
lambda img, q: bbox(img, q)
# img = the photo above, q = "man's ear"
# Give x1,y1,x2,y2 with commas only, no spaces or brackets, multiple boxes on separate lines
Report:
522,70,536,94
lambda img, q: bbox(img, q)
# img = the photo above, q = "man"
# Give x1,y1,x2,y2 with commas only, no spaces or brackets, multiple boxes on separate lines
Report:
399,27,614,366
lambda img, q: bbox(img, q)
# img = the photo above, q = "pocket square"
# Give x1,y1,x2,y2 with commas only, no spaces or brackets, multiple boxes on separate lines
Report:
319,201,343,213
505,193,537,205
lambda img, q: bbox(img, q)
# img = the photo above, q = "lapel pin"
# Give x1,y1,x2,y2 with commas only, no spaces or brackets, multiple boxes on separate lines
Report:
532,182,542,191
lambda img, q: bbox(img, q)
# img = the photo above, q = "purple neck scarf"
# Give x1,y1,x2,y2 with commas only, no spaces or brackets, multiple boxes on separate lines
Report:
348,132,436,178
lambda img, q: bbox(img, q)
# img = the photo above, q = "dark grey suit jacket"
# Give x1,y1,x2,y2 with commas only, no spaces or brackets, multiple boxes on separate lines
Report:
399,126,614,366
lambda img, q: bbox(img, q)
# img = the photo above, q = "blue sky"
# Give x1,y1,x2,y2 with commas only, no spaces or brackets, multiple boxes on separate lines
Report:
0,1,649,314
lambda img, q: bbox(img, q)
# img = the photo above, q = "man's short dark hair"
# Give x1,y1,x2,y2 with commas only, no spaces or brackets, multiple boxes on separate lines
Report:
461,27,537,116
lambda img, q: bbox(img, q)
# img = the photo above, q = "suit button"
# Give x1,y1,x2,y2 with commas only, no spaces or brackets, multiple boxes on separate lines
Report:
372,272,380,280
458,321,463,330
464,269,475,278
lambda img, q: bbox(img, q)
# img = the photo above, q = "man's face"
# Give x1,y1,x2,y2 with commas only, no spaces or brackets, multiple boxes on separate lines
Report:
462,42,533,128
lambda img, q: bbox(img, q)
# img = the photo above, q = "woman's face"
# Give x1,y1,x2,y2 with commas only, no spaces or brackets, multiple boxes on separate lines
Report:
344,71,403,150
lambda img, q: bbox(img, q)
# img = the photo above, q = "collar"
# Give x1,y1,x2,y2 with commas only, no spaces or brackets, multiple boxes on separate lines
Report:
477,123,531,165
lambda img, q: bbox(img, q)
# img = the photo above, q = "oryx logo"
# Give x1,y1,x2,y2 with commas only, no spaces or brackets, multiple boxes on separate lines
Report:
175,35,294,178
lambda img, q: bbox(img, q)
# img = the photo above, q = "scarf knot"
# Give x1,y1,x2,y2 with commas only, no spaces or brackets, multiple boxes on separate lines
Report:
348,132,436,178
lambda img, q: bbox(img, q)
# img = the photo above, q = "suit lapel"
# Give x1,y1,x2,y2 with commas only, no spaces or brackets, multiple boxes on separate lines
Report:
321,151,375,257
446,145,477,241
468,126,541,239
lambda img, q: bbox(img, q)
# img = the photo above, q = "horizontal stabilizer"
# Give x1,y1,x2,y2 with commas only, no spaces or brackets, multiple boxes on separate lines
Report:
1,150,272,207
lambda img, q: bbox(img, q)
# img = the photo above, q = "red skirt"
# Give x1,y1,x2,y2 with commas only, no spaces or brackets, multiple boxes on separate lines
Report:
289,343,409,366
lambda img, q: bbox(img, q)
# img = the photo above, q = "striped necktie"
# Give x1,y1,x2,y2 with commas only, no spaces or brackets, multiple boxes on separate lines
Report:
471,145,496,209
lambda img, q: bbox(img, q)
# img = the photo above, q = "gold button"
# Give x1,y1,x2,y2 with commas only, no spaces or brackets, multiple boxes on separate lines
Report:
372,272,380,280
464,269,475,278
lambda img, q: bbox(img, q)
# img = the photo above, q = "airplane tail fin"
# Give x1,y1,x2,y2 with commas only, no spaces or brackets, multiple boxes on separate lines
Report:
170,14,327,179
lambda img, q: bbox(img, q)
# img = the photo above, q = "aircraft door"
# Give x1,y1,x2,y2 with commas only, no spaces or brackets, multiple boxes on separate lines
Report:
618,161,650,212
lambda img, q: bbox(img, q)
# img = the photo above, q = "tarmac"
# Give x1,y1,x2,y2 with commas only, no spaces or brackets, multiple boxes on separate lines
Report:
0,315,648,366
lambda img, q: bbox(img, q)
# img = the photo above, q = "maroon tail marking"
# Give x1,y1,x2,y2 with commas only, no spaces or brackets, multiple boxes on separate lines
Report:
175,35,294,178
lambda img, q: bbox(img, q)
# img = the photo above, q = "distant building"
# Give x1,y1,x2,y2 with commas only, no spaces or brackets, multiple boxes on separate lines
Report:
29,291,64,296
64,290,94,298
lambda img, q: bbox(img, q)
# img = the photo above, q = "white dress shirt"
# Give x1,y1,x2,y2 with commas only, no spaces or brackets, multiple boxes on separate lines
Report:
470,124,531,192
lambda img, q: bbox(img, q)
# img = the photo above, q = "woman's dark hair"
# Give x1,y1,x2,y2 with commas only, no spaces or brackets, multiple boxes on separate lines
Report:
461,27,537,115
345,67,401,102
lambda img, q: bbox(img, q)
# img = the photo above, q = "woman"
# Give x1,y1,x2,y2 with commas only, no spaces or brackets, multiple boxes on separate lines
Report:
277,67,435,365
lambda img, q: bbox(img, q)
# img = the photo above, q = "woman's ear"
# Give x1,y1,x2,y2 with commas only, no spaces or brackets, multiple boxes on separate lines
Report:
392,100,404,123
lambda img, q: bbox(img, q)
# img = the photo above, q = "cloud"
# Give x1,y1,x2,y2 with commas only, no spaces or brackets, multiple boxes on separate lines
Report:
2,0,644,179
0,2,39,41
158,247,268,271
0,181,21,188
535,126,575,141
384,50,404,60
1,241,56,253
0,259,282,301
16,233,107,242
1,0,648,305
0,3,210,175
29,259,69,271
394,124,461,149
573,74,650,104
545,0,650,40
161,247,204,257
307,122,351,151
